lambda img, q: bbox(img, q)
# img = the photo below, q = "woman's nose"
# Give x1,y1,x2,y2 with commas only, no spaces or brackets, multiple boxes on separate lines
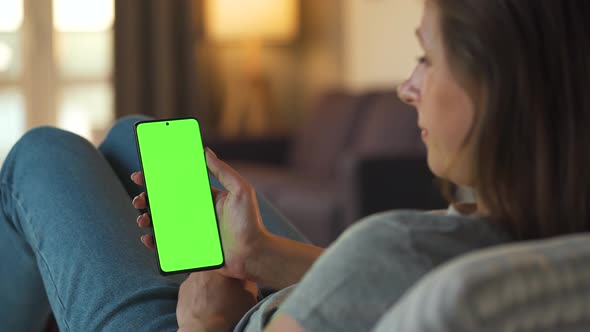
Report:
397,79,419,107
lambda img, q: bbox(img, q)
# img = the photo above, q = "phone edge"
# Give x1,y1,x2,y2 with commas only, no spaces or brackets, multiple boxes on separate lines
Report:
133,117,226,276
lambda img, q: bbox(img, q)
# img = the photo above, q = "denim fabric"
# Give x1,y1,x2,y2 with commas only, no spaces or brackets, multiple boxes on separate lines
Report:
0,115,309,331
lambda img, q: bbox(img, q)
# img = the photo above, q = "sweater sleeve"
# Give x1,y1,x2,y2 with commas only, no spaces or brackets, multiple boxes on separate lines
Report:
236,210,509,332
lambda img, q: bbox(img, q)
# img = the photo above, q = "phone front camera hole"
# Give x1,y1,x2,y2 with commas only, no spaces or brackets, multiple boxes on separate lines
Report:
166,122,169,126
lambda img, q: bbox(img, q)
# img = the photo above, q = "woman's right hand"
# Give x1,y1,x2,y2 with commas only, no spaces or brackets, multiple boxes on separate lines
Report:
130,148,271,281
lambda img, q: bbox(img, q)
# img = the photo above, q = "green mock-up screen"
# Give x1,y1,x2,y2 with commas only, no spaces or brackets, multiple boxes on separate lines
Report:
135,118,224,274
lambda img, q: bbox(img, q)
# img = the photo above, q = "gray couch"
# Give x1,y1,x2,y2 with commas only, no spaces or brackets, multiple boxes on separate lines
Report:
373,233,590,332
207,89,446,246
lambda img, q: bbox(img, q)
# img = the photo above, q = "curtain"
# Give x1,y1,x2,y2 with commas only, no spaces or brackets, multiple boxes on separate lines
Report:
114,0,210,122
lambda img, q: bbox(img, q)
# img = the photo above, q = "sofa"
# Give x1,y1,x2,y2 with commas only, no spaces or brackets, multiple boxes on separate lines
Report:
373,233,590,331
206,89,447,246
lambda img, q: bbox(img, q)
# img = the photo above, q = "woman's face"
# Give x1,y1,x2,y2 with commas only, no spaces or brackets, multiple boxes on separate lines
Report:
398,1,476,186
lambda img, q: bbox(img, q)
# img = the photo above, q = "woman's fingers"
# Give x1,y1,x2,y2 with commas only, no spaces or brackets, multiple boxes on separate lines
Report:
140,234,155,250
136,213,154,249
131,173,152,250
132,192,148,209
130,171,145,186
205,148,250,194
132,160,236,252
211,186,226,200
136,212,151,228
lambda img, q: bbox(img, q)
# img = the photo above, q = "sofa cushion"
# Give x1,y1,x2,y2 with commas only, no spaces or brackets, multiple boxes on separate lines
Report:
372,233,590,332
289,91,360,178
350,91,424,157
232,161,342,246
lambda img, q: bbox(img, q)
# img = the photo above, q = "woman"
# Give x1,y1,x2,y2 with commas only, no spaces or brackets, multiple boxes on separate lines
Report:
2,0,589,331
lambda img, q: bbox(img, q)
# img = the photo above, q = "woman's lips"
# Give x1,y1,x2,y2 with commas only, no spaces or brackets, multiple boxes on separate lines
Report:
421,128,428,140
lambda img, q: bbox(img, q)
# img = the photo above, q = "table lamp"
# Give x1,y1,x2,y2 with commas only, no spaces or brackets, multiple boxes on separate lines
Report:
205,0,299,136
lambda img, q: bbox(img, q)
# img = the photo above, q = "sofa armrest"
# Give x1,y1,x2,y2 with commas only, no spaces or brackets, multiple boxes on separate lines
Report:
354,157,448,217
203,135,292,165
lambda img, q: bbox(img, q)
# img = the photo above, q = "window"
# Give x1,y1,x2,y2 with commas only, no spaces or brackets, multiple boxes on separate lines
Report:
0,0,25,162
53,0,114,140
0,0,114,163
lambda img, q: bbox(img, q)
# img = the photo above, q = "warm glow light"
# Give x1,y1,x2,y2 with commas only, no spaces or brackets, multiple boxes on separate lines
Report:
58,84,114,140
206,0,298,42
0,0,23,31
0,42,13,72
58,107,92,140
53,0,114,32
0,89,25,163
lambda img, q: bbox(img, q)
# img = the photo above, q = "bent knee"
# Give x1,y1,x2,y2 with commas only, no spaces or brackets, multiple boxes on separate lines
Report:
13,126,93,159
101,115,152,144
20,125,82,145
111,115,152,133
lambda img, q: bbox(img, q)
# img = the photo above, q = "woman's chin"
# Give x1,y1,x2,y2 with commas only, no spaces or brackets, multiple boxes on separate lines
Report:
425,153,448,181
425,154,440,177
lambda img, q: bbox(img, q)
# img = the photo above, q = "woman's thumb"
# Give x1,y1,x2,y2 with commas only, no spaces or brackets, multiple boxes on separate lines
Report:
205,148,242,193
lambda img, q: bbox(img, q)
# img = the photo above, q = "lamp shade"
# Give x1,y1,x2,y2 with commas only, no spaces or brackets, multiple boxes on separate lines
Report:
205,0,298,42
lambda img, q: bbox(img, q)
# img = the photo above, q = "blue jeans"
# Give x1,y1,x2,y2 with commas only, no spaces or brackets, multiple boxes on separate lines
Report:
0,115,310,331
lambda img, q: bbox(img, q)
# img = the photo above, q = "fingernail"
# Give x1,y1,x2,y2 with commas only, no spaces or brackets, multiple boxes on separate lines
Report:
205,147,217,158
130,172,137,180
136,214,142,224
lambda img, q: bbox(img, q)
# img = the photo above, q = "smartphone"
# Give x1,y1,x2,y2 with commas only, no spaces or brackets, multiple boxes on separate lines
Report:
134,117,224,274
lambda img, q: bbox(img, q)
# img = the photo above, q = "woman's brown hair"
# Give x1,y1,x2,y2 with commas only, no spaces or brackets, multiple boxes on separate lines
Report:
433,0,590,239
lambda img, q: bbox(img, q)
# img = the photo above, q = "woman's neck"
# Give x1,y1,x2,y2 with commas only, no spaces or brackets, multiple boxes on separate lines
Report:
455,200,489,217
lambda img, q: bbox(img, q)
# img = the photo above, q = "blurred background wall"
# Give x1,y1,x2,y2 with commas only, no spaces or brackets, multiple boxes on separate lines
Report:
0,0,421,163
1,0,447,249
